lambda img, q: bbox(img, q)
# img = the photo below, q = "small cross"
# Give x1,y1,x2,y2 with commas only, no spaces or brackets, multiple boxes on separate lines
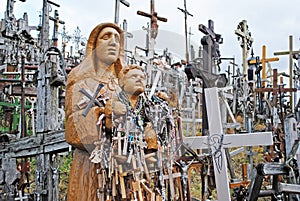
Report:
79,83,104,117
274,35,300,110
137,0,167,40
14,190,28,201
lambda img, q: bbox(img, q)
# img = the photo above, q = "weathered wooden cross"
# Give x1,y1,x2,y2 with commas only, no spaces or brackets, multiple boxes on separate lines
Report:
137,0,167,39
183,87,273,201
255,69,297,120
274,35,300,110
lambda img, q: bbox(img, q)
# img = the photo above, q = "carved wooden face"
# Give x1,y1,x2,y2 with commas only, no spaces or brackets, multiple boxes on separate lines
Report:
95,27,120,66
123,68,146,95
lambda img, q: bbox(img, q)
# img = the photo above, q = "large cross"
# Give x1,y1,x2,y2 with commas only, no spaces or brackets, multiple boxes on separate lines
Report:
235,20,254,76
274,35,300,110
183,87,273,201
249,45,279,87
199,19,222,74
114,0,130,25
137,0,167,40
178,0,193,63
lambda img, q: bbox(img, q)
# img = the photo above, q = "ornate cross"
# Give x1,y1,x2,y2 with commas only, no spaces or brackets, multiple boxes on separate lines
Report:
235,20,254,76
274,35,300,110
79,83,104,117
114,0,130,25
199,19,222,73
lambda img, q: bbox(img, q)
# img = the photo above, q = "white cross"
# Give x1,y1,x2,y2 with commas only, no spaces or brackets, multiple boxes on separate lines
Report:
14,190,28,201
183,87,273,201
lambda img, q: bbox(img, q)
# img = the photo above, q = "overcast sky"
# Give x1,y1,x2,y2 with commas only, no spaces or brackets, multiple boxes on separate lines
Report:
1,0,300,76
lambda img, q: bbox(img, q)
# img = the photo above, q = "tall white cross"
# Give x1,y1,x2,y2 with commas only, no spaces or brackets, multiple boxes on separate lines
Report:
183,87,273,200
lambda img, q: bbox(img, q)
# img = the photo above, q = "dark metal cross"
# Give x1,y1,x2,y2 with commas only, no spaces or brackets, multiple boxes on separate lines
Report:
199,19,223,73
137,0,167,39
114,0,130,25
178,0,193,63
79,83,104,117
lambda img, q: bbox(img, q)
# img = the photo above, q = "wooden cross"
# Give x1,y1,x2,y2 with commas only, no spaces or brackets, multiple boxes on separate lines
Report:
114,0,130,25
79,83,104,117
235,20,254,76
199,19,222,74
183,87,273,201
249,45,279,87
177,0,193,63
274,35,300,110
137,0,167,40
255,68,297,110
14,190,28,201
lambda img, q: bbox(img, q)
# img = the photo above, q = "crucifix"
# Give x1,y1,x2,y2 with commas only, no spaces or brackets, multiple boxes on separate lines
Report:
199,19,222,74
248,45,279,87
137,0,167,58
177,0,193,63
235,20,254,76
49,9,65,47
183,87,273,201
274,35,300,110
114,0,130,25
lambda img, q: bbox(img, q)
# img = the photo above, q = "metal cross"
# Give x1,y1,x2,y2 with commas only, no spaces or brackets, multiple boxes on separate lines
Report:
14,190,28,201
178,0,193,63
122,19,133,63
79,83,104,117
114,0,130,25
274,35,300,110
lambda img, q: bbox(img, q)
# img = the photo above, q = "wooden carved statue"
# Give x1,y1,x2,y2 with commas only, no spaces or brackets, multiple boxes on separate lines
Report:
65,22,125,201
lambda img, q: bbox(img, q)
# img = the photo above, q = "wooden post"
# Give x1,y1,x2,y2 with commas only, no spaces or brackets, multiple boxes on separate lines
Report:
274,35,300,110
